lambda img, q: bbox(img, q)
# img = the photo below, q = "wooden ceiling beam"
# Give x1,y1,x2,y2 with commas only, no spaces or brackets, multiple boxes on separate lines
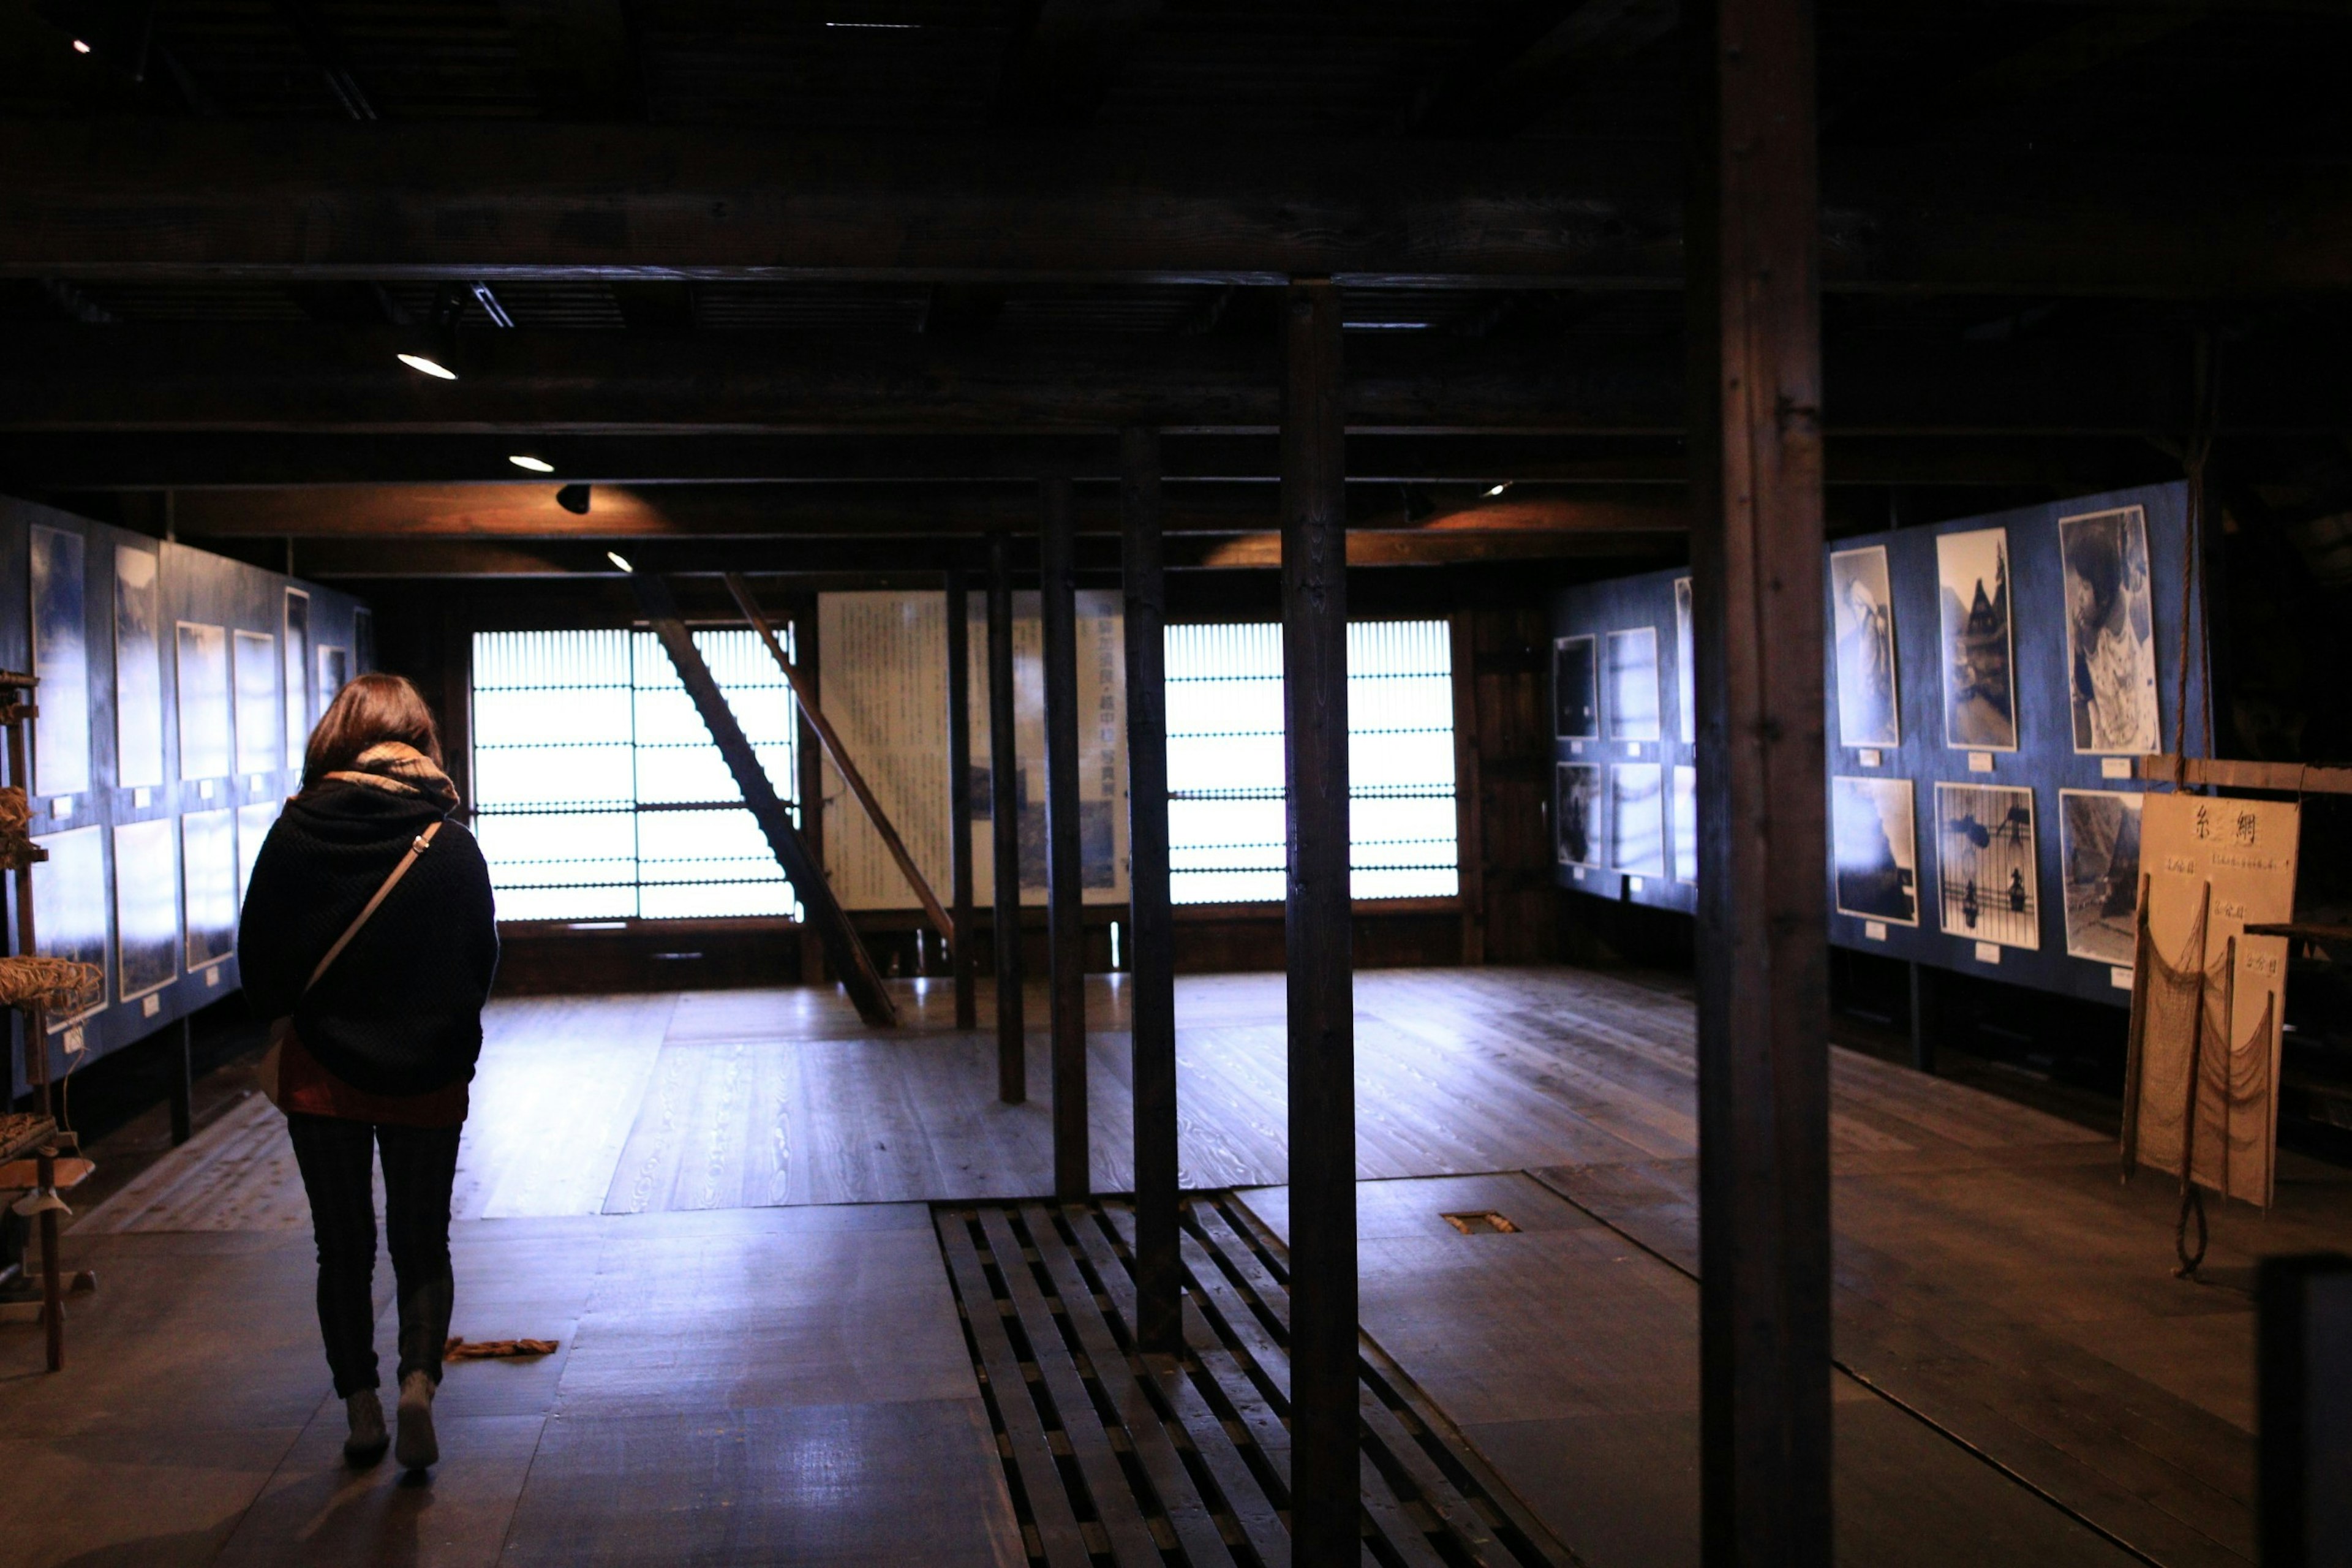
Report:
0,431,2167,491
5,121,2351,293
0,322,2300,436
284,524,1682,578
165,483,1686,541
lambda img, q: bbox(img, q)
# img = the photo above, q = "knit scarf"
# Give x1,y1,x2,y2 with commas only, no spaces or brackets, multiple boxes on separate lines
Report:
322,741,461,814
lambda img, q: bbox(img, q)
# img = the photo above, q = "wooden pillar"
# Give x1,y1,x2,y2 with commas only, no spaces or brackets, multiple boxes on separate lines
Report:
1280,277,1357,1565
168,1019,194,1146
1907,960,1938,1076
1687,0,1834,1561
795,594,828,986
1449,613,1487,965
946,567,978,1030
1120,427,1180,1355
1040,476,1088,1200
2260,1253,2352,1567
987,533,1026,1103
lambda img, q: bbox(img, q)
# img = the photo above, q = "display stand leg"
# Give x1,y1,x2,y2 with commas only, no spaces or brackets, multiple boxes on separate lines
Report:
36,1147,61,1372
169,1019,194,1146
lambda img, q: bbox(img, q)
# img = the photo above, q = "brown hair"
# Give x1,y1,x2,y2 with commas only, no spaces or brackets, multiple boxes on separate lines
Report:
303,673,444,788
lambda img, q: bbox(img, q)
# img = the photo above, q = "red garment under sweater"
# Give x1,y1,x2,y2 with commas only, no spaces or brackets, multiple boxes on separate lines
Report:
276,1030,469,1127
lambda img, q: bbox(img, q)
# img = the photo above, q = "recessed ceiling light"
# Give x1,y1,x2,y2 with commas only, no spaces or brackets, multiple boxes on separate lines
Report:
508,454,555,473
396,352,457,380
70,38,90,53
1485,482,1510,498
825,20,919,26
1341,321,1431,330
606,551,633,573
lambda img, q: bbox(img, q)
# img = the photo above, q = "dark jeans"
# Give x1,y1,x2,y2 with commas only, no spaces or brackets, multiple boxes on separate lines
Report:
285,1112,462,1398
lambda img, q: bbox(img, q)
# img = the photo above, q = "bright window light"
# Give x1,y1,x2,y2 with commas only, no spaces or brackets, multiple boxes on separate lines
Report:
1164,619,1457,905
508,454,555,473
470,630,804,922
396,352,457,380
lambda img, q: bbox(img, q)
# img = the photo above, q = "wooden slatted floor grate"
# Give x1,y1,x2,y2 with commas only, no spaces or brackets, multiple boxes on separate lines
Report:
935,1194,1578,1568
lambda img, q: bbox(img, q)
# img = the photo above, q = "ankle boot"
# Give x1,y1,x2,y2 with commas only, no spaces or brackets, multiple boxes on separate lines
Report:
342,1389,388,1468
394,1370,439,1471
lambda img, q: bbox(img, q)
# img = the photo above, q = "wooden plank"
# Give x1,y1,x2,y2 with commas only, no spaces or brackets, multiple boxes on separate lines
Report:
1280,276,1362,1568
1063,1207,1295,1568
2141,756,2352,796
934,1210,1095,1568
726,573,953,945
1687,0,1835,1557
630,571,897,1026
986,533,1026,1104
1020,1204,1238,1568
1039,477,1089,1199
947,567,978,1029
1120,426,1183,1357
975,1208,1164,1568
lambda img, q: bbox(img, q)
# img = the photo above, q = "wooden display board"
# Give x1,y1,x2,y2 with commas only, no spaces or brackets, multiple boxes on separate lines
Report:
1548,480,2214,1008
0,496,371,1089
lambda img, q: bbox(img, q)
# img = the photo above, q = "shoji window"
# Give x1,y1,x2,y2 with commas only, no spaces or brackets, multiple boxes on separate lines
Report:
1163,619,1458,905
469,630,802,921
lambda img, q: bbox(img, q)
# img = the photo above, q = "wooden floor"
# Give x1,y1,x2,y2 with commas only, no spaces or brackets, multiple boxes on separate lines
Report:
7,965,2346,1566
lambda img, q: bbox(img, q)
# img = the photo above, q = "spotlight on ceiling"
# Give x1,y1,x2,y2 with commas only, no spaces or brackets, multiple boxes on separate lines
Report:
1485,481,1511,498
508,454,555,473
396,352,457,380
557,483,592,516
70,37,89,53
606,550,634,573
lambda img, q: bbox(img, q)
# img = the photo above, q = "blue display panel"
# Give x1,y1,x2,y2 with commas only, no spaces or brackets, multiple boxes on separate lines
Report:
1549,480,2211,1006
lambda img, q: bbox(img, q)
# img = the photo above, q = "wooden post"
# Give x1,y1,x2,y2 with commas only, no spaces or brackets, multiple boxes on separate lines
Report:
1040,475,1088,1200
987,533,1026,1102
1120,426,1180,1355
1281,277,1357,1565
947,567,978,1030
1449,612,1487,965
1907,960,1937,1076
795,594,828,986
2259,1252,2352,1568
630,572,899,1027
1687,0,1834,1560
168,1018,194,1146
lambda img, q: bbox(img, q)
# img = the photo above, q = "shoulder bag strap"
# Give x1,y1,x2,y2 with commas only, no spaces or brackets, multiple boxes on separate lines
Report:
303,820,443,992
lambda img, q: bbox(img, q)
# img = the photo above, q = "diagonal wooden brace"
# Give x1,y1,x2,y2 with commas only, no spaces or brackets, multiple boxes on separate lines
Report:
630,573,898,1027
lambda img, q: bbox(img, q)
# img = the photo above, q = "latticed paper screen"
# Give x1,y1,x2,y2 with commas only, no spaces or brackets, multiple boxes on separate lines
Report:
1164,619,1458,905
470,630,802,921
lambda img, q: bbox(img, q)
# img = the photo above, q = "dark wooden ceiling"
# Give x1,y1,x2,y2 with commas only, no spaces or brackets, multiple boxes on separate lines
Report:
1,0,2348,581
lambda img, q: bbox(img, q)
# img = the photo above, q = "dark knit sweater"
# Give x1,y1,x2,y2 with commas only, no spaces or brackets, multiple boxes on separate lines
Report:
236,782,499,1098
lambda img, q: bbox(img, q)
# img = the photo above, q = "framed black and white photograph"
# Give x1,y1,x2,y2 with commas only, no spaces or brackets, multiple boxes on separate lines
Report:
1830,546,1899,748
176,622,233,781
2059,789,2144,965
233,630,279,779
1832,775,1918,926
1605,627,1660,743
182,808,238,969
31,826,107,1030
282,590,312,767
1675,576,1695,746
1934,782,2039,949
1553,635,1597,739
29,524,91,799
1936,528,2018,751
1672,764,1697,884
114,816,180,1001
2059,506,2160,756
1611,763,1665,876
115,544,165,791
1556,761,1604,868
319,644,350,715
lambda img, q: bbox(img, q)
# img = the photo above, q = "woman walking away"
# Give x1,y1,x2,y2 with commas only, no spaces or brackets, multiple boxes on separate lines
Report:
238,674,499,1472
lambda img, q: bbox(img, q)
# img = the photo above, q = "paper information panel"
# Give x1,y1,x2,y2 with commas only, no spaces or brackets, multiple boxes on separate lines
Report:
817,590,1128,911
